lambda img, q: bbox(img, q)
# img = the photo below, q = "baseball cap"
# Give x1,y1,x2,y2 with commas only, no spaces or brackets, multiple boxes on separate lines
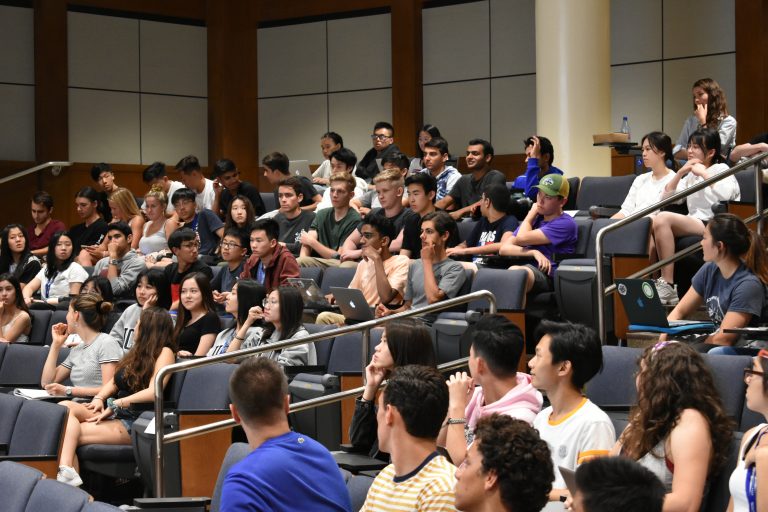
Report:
533,174,569,197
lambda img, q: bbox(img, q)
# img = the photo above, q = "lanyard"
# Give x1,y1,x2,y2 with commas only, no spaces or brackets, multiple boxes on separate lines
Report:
217,330,237,355
44,271,57,299
746,429,767,512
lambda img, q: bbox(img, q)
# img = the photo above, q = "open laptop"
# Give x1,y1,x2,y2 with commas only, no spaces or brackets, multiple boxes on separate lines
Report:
288,160,312,180
286,278,331,308
614,278,714,332
330,287,375,322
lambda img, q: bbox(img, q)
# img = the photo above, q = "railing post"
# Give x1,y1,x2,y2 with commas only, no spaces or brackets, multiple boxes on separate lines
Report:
757,163,765,236
595,230,606,344
153,368,167,497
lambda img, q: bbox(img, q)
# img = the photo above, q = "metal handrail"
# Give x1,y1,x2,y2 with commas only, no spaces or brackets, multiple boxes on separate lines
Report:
153,289,497,496
0,161,72,186
595,151,768,342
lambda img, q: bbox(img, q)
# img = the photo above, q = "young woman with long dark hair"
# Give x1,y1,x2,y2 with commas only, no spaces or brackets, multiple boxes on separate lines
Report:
207,279,267,356
0,223,41,287
23,231,88,308
55,306,176,486
109,268,171,352
173,272,220,357
0,273,31,343
251,286,314,366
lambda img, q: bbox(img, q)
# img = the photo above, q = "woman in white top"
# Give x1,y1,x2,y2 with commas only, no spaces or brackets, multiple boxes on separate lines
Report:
0,273,31,343
650,128,740,305
612,341,734,512
23,232,88,308
312,132,343,187
673,78,737,160
207,279,267,356
728,350,768,511
612,131,676,219
139,188,175,257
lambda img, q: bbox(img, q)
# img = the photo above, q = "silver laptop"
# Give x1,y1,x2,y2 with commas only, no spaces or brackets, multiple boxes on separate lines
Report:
330,287,375,322
289,160,312,180
286,278,329,307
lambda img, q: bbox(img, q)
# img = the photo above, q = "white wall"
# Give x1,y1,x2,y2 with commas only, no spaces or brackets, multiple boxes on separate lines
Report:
257,13,392,164
0,5,35,161
67,11,208,165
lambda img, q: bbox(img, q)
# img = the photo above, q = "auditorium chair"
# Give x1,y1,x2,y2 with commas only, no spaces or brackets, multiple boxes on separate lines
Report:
319,266,357,295
585,346,642,434
260,192,277,213
299,265,324,287
0,344,69,387
28,309,53,345
456,217,478,243
702,432,743,512
574,174,636,217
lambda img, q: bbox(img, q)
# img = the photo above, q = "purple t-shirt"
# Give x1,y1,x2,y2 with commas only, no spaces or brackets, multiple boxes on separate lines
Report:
513,212,577,274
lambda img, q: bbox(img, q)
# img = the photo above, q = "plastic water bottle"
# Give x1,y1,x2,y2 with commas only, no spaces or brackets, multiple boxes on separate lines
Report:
620,116,630,140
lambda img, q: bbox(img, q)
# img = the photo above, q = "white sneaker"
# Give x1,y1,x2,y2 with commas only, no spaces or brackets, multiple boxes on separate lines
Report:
57,465,83,487
655,278,679,306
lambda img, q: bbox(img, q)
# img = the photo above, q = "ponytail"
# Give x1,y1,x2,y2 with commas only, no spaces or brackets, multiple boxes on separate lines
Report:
744,230,768,285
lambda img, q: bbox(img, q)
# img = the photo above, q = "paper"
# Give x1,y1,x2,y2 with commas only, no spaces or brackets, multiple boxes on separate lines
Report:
13,388,56,400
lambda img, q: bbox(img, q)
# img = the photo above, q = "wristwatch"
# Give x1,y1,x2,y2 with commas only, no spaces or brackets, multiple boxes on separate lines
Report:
109,258,120,266
65,386,72,397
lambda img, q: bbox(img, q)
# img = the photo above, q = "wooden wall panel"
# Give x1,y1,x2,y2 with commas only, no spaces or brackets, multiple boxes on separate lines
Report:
391,0,422,157
67,0,205,21
735,0,768,144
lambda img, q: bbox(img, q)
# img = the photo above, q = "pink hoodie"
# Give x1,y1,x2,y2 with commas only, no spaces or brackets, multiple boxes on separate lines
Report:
465,373,543,430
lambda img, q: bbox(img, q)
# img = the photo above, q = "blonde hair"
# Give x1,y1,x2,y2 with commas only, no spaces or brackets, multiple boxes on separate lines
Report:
373,168,404,187
145,186,168,206
329,172,356,193
109,187,141,220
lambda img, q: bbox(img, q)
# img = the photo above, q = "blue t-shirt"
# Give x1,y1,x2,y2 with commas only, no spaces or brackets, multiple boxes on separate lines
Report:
513,160,564,200
220,431,352,512
691,262,766,327
467,215,519,263
513,212,577,274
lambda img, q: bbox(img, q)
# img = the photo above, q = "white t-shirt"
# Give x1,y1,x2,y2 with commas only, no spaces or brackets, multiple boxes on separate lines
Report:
196,178,216,212
673,163,740,220
35,263,89,300
618,170,675,217
533,398,616,489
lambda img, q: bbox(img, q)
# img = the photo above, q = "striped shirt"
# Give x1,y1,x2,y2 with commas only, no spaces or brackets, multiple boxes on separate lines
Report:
362,452,456,511
533,397,615,489
61,333,123,388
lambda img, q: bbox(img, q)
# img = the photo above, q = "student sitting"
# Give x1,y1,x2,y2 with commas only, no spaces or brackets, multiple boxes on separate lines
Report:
107,187,145,251
23,231,88,309
212,229,249,305
207,279,267,356
250,287,315,367
377,211,466,325
612,342,734,512
500,174,577,297
446,183,519,270
274,177,316,256
173,272,221,357
349,318,436,458
652,129,741,305
0,274,31,343
454,414,553,512
28,190,67,258
439,315,542,466
176,155,215,211
361,365,455,510
223,195,257,243
297,172,361,268
357,121,401,185
419,137,460,202
139,187,176,258
340,167,418,261
91,221,146,300
612,132,677,219
41,293,122,400
0,223,41,288
70,187,109,267
141,161,183,215
169,187,224,261
240,219,300,292
262,151,322,212
665,214,767,352
570,456,665,512
211,157,266,219
672,78,736,160
55,307,176,487
315,148,369,211
222,357,351,511
162,228,214,310
513,135,563,201
400,173,437,259
317,215,409,326
89,163,117,223
109,268,171,352
312,131,343,187
528,320,615,503
351,152,410,215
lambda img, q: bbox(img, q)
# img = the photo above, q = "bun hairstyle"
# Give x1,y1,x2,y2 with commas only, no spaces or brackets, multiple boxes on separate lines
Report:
70,292,113,331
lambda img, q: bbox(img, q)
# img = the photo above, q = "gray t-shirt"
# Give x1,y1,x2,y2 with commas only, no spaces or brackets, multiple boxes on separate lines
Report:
404,258,466,324
109,303,142,352
61,332,123,388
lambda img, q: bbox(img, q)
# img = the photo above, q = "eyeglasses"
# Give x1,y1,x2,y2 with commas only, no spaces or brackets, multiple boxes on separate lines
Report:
744,368,765,382
371,134,391,141
220,241,241,249
180,242,200,250
262,298,279,307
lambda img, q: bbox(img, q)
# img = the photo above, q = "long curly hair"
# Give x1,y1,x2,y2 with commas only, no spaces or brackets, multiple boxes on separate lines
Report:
620,342,734,475
692,78,729,129
115,307,175,392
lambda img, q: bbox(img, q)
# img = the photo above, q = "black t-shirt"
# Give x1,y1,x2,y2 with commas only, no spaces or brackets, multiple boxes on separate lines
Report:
466,215,519,263
273,176,317,209
187,210,224,256
448,169,507,209
164,260,214,303
176,311,220,353
68,218,109,253
221,181,266,217
275,210,315,256
402,213,425,257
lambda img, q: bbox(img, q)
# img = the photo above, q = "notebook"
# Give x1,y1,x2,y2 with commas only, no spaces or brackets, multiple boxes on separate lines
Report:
288,160,312,179
330,287,375,322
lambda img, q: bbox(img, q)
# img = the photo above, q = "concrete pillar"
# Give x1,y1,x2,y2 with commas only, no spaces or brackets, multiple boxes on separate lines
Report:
535,0,611,178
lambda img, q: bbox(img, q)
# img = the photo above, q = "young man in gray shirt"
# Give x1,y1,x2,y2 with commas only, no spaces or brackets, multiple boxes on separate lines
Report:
376,211,466,325
274,177,315,256
91,221,146,299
